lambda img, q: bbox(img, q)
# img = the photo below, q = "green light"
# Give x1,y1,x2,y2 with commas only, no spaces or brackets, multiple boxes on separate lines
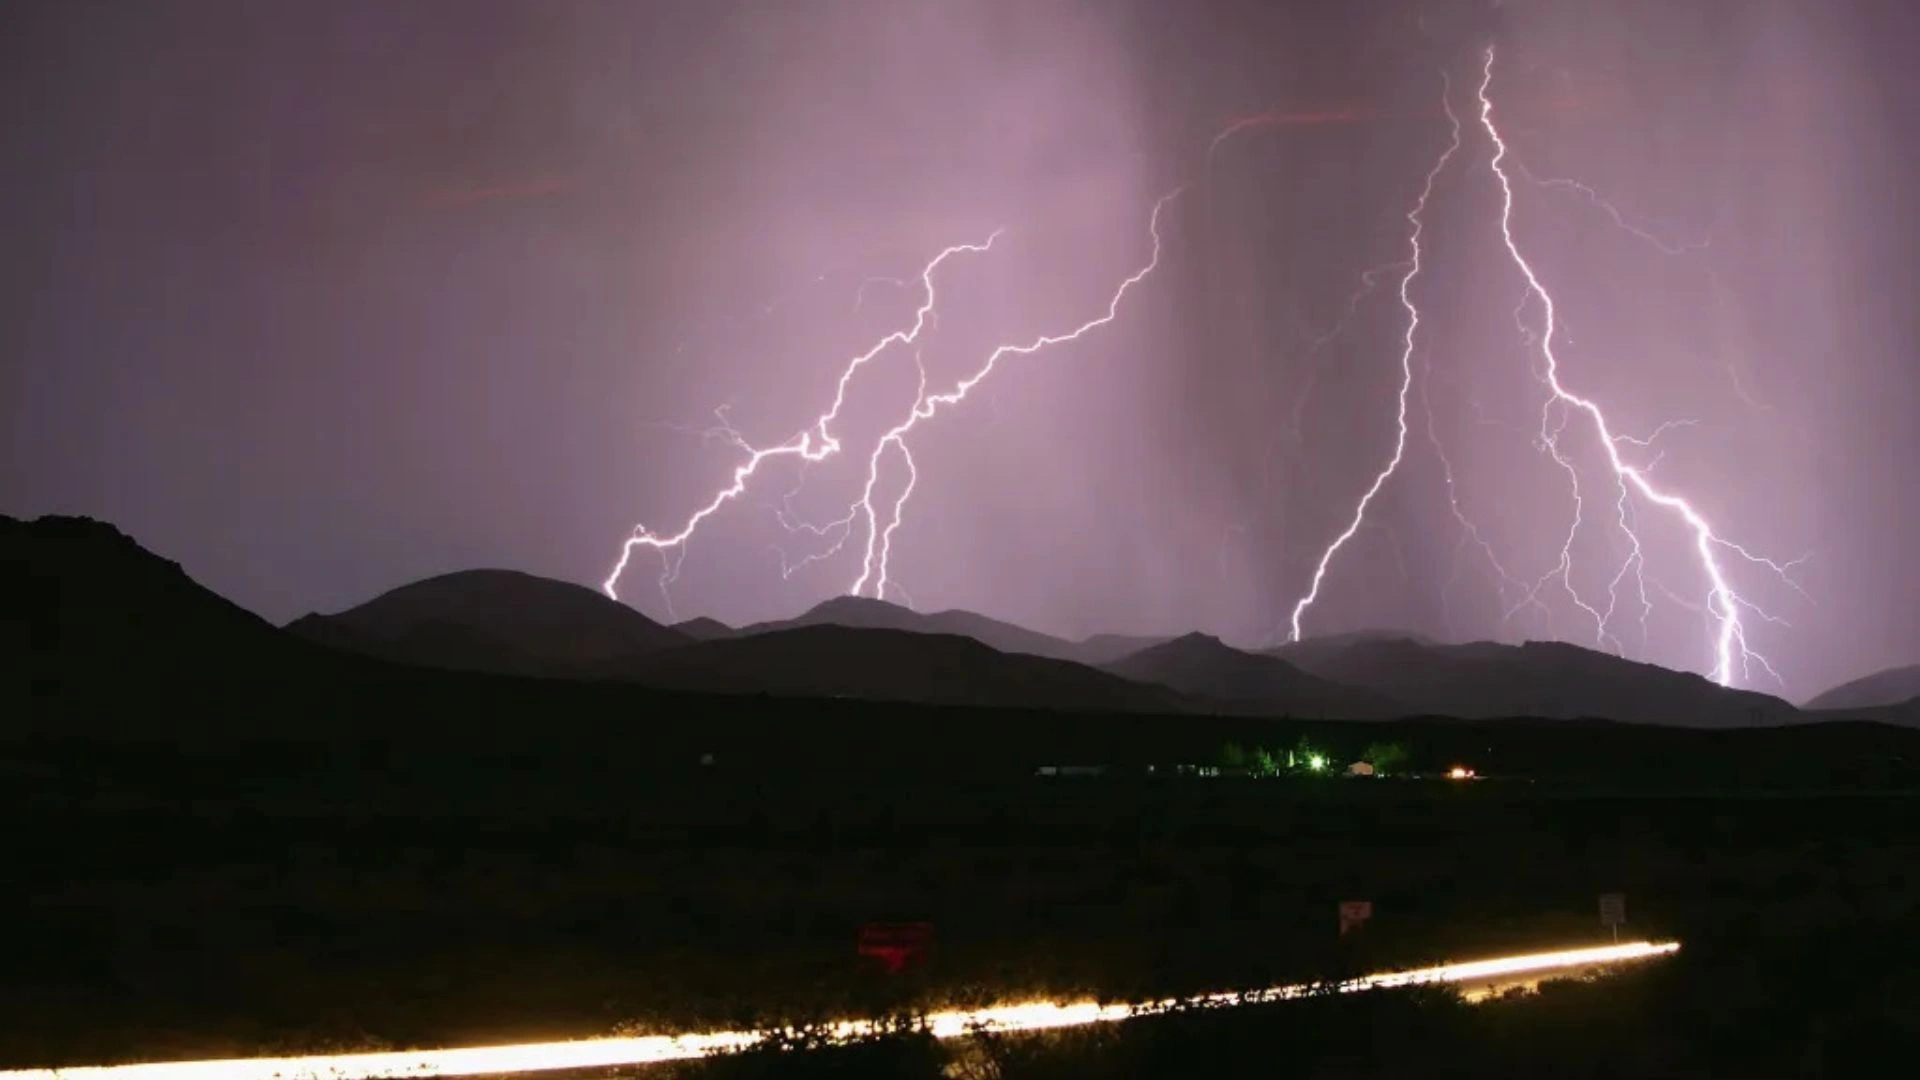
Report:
1307,753,1326,772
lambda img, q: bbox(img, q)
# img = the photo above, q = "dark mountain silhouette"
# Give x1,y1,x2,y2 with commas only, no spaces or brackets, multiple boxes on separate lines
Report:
1271,629,1440,671
629,624,1187,713
1803,697,1920,728
740,595,1088,661
288,569,684,677
1806,664,1920,711
1073,633,1178,666
1102,633,1400,719
3,514,306,681
739,595,1183,666
9,513,1850,729
1273,635,1796,728
671,616,737,641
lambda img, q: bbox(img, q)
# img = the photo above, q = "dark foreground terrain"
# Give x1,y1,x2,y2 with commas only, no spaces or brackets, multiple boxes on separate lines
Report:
5,672,1920,1072
7,514,1919,1073
657,926,1920,1080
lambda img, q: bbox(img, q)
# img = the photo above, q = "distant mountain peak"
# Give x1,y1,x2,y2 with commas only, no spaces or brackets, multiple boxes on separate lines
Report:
288,566,683,676
1277,632,1797,727
1103,632,1397,720
803,594,914,620
629,622,1185,713
4,513,297,677
1158,631,1233,653
743,594,1087,662
670,616,736,641
1292,628,1438,649
1808,663,1920,712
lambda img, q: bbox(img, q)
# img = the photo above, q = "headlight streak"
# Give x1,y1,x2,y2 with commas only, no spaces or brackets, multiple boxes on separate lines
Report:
3,941,1678,1080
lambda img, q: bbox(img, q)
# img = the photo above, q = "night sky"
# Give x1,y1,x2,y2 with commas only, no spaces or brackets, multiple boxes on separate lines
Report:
3,0,1916,698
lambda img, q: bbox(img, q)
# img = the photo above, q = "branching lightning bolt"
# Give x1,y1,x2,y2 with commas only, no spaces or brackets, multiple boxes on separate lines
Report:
603,233,1000,608
1285,76,1462,643
1520,165,1710,257
849,191,1183,599
1282,261,1405,449
1477,46,1799,687
605,49,1806,687
768,492,859,580
608,191,1175,614
1420,353,1544,641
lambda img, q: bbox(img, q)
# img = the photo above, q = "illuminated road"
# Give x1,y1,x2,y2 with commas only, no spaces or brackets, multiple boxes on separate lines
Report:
4,941,1677,1080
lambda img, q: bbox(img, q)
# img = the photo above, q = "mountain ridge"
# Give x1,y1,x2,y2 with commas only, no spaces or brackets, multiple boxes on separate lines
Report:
5,513,1881,729
1806,664,1920,712
287,568,685,677
628,624,1189,713
1273,635,1797,728
4,514,306,679
1103,632,1401,720
739,595,1088,661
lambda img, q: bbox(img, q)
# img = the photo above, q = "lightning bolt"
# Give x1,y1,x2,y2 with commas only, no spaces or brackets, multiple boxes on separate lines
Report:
1476,46,1797,687
1285,75,1463,643
768,495,859,580
847,351,929,604
1518,389,1624,654
1520,165,1710,257
603,233,1001,608
849,191,1183,599
1282,261,1406,450
1205,107,1373,177
1505,167,1735,657
611,191,1176,615
852,275,911,313
608,50,1804,686
1419,353,1543,641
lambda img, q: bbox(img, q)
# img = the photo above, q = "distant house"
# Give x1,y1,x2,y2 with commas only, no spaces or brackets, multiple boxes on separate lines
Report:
1347,761,1376,777
1035,764,1109,778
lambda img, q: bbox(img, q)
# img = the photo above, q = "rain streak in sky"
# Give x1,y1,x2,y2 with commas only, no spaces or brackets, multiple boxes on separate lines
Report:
4,0,1917,696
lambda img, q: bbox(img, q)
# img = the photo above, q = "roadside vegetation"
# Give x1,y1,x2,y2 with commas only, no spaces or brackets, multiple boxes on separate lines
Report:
672,924,1920,1079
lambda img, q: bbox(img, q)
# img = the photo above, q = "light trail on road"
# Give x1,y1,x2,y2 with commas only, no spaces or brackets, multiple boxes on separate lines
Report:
3,940,1678,1080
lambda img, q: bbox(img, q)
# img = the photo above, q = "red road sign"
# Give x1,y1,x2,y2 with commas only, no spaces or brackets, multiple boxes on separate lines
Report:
858,922,933,973
1339,900,1373,936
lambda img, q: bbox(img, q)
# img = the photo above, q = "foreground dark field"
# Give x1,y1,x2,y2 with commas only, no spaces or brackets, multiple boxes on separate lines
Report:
658,928,1920,1080
5,677,1920,1069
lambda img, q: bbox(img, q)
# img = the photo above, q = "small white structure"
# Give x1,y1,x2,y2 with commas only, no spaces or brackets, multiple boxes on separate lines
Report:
1347,761,1375,777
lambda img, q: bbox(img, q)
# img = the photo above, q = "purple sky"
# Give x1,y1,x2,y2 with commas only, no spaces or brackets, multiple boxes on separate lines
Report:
3,1,1916,698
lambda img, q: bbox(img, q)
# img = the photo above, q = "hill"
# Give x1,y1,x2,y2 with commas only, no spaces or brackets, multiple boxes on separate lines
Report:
670,616,737,641
629,624,1188,713
288,569,684,677
2,514,305,682
739,595,1187,666
1803,699,1920,728
1102,633,1399,719
1806,664,1920,712
1267,629,1440,671
1073,633,1177,666
7,513,1837,729
1272,635,1797,728
740,595,1088,661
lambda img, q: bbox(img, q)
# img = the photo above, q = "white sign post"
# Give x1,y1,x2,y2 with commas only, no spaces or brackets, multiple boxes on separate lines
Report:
1598,892,1626,943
